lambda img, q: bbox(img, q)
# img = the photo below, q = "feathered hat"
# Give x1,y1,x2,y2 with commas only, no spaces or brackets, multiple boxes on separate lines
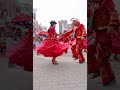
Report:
70,18,80,23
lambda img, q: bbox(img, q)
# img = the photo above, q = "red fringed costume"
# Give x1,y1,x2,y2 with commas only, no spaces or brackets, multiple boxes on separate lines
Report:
62,24,86,63
88,0,119,85
87,33,100,73
111,30,120,54
71,40,77,58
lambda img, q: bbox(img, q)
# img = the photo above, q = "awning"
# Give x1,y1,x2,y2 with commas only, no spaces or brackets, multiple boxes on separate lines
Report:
11,13,32,23
38,31,48,36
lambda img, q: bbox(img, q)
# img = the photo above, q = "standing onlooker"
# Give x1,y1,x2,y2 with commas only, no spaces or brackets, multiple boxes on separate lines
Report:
5,31,17,67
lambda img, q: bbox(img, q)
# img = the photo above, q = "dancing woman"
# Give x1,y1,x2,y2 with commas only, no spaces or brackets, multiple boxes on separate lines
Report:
6,14,33,71
37,20,68,65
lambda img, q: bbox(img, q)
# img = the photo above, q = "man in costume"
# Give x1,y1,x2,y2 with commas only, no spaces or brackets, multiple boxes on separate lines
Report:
88,0,119,85
61,18,86,63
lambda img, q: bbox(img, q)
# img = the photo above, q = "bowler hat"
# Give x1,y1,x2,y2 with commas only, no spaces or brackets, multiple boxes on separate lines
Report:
50,20,57,24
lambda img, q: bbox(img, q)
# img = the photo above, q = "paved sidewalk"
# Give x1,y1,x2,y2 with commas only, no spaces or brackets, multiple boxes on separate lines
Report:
0,55,32,90
88,59,120,90
33,49,87,90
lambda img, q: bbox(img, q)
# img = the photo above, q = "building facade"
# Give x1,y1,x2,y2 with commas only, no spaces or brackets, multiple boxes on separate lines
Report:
67,24,72,31
42,26,47,31
17,2,32,15
33,8,37,20
58,20,68,34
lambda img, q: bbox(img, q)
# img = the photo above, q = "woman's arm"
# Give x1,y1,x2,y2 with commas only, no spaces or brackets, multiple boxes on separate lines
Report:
59,29,74,40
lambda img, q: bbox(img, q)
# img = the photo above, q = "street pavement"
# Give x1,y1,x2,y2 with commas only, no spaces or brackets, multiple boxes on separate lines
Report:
0,55,32,90
1,48,119,90
33,48,120,90
88,60,120,90
33,49,87,90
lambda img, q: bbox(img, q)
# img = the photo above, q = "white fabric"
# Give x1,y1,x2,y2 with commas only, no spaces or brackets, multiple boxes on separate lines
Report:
35,41,41,47
71,18,80,23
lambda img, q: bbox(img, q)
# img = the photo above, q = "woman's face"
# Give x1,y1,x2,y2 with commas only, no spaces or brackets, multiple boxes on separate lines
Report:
53,24,56,27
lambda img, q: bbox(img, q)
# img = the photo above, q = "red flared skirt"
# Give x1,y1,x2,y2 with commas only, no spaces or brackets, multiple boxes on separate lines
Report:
36,38,69,57
6,32,33,72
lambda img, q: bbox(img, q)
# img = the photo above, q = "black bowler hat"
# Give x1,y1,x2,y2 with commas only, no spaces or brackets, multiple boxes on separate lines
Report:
50,20,57,24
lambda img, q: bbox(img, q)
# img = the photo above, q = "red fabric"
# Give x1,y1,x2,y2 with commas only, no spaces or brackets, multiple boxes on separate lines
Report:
100,62,115,85
62,24,85,40
87,45,100,73
77,50,85,63
88,0,116,85
38,31,48,36
6,29,33,72
63,36,69,43
82,30,87,36
0,45,6,48
76,38,85,63
62,24,85,62
36,26,68,57
71,39,85,62
95,32,111,51
75,25,83,37
48,27,58,38
36,39,68,57
69,37,75,46
93,0,117,28
11,14,32,23
71,44,77,58
96,43,115,84
110,32,120,54
82,39,87,49
62,29,74,39
75,25,86,62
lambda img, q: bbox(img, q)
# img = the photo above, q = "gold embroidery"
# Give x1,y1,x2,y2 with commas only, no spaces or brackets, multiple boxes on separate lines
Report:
76,36,82,39
98,25,109,30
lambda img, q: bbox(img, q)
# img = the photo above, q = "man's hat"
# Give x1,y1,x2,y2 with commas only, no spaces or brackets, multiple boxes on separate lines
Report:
71,18,80,23
50,20,57,24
